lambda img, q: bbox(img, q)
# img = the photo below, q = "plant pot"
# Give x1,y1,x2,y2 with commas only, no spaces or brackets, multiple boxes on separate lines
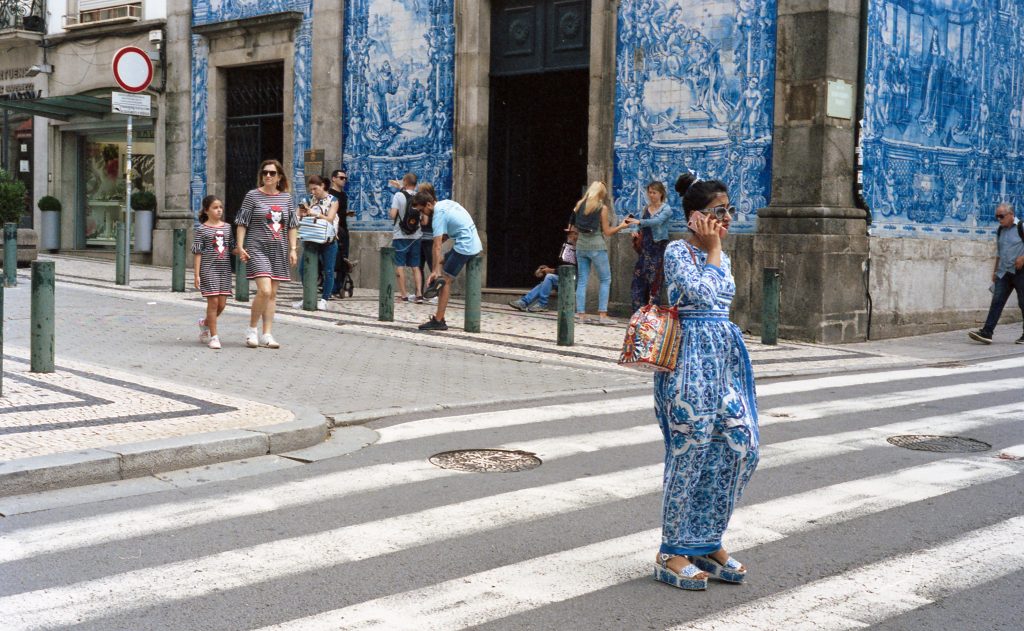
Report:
133,209,154,252
40,210,60,250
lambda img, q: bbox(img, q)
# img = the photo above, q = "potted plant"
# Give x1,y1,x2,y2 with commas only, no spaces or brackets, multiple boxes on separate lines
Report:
38,195,61,251
0,169,35,265
131,190,156,253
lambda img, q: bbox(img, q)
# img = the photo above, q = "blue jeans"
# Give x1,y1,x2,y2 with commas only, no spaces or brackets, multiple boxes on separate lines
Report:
299,240,338,300
982,271,1024,334
523,274,558,307
576,249,611,313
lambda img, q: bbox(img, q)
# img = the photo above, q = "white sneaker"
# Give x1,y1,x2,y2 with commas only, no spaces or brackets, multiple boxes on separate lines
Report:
208,335,221,350
259,333,280,349
245,328,259,348
426,296,438,305
292,300,303,309
317,298,328,311
406,294,417,302
198,318,211,344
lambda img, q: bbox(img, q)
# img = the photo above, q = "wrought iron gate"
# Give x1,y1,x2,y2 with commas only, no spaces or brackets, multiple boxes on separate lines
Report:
225,63,284,222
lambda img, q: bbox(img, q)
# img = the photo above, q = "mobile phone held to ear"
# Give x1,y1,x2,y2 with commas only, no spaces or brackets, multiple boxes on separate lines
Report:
687,215,697,231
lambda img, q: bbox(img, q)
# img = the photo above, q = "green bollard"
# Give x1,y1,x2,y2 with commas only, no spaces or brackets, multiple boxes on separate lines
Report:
171,228,186,292
302,244,318,310
30,261,55,373
115,222,126,285
3,222,17,287
464,255,482,333
234,254,249,302
557,264,576,346
378,246,395,322
762,267,781,346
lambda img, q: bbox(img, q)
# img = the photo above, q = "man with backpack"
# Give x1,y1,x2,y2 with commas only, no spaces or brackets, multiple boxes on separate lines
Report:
389,172,423,302
969,203,1024,344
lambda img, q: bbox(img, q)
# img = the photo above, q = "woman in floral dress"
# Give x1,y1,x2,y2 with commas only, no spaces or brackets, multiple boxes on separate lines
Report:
652,172,759,591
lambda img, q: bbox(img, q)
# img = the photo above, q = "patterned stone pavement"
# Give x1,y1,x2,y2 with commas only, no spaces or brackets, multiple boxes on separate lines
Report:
0,349,292,461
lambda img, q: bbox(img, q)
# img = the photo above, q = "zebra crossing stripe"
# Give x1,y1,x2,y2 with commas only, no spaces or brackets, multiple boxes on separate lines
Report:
678,515,1024,631
759,377,1021,422
251,451,1024,631
377,359,1024,443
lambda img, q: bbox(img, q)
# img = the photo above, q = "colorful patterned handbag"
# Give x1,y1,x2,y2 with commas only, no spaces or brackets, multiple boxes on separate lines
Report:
617,302,681,372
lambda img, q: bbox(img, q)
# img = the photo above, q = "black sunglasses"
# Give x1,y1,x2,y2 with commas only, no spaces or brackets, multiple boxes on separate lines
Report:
261,170,279,177
996,213,1008,219
699,205,736,220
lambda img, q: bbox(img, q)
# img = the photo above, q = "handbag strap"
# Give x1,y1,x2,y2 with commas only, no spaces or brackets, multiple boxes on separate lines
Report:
649,241,698,304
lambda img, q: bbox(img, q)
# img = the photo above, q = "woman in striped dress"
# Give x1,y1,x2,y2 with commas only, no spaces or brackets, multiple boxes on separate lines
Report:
653,172,759,591
235,159,298,349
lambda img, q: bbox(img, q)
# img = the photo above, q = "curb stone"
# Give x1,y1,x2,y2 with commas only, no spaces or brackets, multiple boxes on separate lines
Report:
0,405,330,498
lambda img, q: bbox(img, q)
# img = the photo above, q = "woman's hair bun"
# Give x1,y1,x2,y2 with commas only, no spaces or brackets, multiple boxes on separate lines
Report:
675,171,696,197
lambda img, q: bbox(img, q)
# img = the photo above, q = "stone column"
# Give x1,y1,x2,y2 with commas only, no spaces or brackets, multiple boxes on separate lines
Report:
753,1,870,343
153,5,197,267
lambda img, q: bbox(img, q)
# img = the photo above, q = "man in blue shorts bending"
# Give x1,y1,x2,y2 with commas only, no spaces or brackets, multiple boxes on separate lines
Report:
412,191,483,331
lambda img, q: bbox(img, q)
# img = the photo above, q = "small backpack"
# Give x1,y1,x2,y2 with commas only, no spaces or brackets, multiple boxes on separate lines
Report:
395,190,421,235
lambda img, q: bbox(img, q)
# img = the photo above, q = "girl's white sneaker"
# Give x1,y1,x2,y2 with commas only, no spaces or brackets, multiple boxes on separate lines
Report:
245,328,259,348
208,335,221,350
259,333,280,349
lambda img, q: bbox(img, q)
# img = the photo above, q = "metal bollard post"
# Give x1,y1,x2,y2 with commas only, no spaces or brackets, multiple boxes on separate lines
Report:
115,222,126,285
762,267,781,346
464,256,482,333
3,222,17,287
378,246,395,322
302,244,318,310
234,255,249,302
557,264,576,346
171,228,186,292
30,261,55,373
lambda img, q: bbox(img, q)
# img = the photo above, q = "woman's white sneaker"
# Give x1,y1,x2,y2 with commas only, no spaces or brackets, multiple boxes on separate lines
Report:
245,328,259,348
208,335,221,350
259,333,280,349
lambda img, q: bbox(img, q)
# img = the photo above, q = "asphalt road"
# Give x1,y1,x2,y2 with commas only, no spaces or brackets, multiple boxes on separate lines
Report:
1,357,1023,630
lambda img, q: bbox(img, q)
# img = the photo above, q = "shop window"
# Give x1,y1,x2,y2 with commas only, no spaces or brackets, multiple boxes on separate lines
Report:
81,132,154,247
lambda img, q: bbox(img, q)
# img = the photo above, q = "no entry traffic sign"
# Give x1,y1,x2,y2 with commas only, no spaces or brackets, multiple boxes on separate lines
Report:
112,46,153,93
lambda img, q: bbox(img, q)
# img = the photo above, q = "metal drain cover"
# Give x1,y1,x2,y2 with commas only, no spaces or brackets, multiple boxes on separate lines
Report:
887,435,991,453
429,449,542,473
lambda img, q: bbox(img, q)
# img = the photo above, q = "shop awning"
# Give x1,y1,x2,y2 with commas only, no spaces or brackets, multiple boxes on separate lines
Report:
0,95,110,120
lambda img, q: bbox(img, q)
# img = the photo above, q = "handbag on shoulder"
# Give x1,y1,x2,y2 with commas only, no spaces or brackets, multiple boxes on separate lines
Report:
617,303,680,372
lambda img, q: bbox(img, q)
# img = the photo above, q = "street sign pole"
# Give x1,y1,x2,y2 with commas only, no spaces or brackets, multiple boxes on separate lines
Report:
124,114,133,285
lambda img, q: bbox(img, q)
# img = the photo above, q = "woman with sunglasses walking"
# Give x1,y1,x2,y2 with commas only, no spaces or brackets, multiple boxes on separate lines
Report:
652,171,759,591
235,159,298,349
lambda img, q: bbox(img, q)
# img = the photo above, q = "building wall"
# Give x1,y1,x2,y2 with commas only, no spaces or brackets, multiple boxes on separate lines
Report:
861,0,1023,336
342,0,455,230
612,0,777,228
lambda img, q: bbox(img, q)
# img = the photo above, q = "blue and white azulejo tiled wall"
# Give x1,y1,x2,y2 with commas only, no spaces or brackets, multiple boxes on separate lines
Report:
862,0,1024,240
613,0,777,234
189,0,314,217
343,0,455,230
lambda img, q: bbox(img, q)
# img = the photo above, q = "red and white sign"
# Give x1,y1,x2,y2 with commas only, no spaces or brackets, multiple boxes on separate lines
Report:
112,46,153,94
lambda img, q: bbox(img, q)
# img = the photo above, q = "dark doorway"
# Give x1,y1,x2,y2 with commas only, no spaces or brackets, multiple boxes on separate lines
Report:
224,63,284,223
487,71,588,287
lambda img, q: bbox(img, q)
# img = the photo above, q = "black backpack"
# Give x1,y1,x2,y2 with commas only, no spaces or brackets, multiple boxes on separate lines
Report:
395,190,421,235
997,221,1024,242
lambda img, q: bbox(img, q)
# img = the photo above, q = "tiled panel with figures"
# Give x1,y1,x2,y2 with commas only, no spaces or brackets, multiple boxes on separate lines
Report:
343,0,455,230
190,1,314,217
862,0,1024,240
613,0,777,233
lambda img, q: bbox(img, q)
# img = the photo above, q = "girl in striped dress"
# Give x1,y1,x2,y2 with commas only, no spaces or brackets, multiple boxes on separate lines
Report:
192,195,234,350
235,159,298,349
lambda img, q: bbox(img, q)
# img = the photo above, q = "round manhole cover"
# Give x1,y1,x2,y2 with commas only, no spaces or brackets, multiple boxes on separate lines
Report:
429,449,542,473
887,435,991,453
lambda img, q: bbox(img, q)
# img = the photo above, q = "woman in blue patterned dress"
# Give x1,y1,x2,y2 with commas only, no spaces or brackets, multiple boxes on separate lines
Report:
652,172,759,591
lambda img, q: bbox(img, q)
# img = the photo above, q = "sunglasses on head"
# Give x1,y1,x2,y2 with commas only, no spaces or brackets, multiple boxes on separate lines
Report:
698,205,736,220
262,170,279,177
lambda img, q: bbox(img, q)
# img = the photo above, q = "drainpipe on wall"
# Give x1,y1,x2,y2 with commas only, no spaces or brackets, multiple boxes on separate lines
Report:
855,0,873,339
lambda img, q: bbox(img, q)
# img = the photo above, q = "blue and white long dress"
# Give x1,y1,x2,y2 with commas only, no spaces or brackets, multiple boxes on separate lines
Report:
654,240,760,558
